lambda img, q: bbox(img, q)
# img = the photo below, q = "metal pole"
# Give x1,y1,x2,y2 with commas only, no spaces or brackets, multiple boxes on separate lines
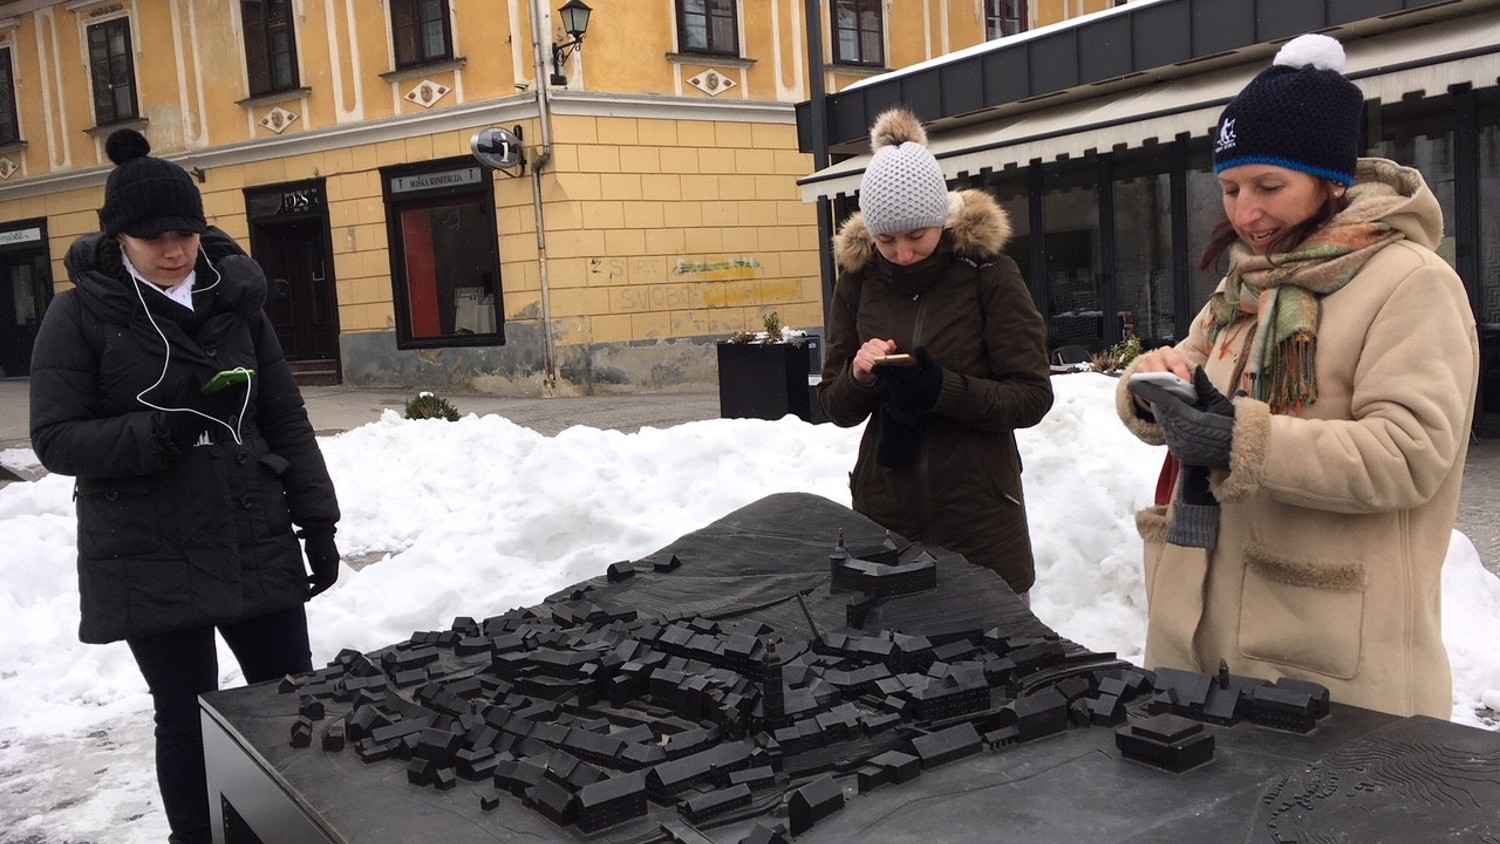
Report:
805,0,838,322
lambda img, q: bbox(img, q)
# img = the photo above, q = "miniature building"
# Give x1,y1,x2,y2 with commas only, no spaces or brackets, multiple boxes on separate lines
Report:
995,689,1070,744
1249,682,1325,733
910,722,983,769
524,777,576,827
789,774,845,836
576,772,649,833
1115,713,1215,773
679,783,752,824
741,824,791,844
909,670,991,721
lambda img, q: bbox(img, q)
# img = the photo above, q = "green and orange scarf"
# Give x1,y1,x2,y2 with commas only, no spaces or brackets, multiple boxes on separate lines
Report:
1206,221,1403,413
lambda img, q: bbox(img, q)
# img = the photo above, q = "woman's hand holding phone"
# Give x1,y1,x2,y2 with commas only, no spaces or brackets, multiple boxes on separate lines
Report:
852,339,898,384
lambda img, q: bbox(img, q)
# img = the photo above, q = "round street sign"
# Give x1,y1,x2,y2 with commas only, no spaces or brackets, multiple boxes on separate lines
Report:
471,127,525,170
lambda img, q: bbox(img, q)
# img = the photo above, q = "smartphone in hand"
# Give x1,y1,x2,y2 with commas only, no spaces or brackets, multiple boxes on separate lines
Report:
873,354,917,368
1128,370,1196,402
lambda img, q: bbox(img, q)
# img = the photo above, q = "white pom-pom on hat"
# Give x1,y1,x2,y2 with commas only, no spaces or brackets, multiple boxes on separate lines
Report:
1273,33,1347,74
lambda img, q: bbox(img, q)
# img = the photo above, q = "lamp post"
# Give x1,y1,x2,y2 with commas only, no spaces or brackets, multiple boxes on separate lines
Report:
550,0,593,86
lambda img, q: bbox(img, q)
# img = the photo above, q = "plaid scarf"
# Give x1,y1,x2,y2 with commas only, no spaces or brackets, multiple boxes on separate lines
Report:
1206,221,1402,413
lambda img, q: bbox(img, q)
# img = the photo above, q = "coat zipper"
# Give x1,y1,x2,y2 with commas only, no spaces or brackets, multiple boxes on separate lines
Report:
910,294,935,527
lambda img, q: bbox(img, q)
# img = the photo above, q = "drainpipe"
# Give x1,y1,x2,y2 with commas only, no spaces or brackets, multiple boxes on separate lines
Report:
528,0,559,393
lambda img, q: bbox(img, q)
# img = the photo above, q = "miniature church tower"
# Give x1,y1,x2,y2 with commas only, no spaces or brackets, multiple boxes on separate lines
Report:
829,529,850,579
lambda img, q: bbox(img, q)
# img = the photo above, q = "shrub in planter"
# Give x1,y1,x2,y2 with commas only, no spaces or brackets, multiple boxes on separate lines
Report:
718,311,816,422
1091,335,1143,375
404,391,461,421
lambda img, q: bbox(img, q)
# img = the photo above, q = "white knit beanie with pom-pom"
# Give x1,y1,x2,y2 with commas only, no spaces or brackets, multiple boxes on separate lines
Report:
858,108,952,237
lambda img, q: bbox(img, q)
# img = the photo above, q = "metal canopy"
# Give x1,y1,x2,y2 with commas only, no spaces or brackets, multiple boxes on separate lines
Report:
798,8,1500,202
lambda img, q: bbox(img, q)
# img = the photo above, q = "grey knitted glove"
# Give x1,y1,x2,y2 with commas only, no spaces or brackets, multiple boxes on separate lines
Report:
1167,464,1220,548
1127,368,1235,469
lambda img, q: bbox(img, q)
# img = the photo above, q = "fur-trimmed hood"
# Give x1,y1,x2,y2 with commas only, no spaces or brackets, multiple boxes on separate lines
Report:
833,188,1013,274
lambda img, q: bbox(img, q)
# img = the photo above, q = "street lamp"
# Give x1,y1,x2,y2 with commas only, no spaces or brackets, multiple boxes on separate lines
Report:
550,0,593,86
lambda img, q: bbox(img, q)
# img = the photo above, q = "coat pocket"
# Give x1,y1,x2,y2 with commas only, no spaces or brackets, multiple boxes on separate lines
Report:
255,452,295,534
76,476,167,559
1238,543,1365,679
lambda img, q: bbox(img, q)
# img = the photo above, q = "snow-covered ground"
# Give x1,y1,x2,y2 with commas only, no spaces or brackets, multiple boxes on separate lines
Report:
3,373,1497,843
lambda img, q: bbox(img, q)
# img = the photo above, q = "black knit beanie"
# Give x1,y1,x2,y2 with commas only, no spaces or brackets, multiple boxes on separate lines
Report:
1213,33,1363,187
98,129,207,238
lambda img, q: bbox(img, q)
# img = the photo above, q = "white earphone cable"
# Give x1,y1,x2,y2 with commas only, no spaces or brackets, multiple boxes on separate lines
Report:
129,254,246,446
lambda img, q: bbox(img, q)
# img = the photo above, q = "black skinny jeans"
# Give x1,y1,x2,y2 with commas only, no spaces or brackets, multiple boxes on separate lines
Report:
127,605,313,844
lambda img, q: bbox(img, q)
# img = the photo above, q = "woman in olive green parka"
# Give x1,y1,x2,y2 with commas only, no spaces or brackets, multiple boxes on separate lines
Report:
817,108,1053,597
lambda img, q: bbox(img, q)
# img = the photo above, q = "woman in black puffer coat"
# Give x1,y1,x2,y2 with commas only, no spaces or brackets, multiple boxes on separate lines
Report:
29,129,341,844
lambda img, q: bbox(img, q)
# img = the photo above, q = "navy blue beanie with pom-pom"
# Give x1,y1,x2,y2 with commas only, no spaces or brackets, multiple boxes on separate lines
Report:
99,129,207,238
1213,33,1364,186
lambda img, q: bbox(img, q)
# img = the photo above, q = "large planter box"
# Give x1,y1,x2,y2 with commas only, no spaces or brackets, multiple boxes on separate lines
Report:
717,341,813,422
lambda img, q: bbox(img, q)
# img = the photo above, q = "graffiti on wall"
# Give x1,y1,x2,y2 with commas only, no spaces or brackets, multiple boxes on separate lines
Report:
593,255,801,315
672,257,761,278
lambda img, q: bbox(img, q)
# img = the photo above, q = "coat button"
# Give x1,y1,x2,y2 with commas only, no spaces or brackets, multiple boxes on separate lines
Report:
236,452,249,464
240,496,254,509
207,349,217,357
105,491,119,501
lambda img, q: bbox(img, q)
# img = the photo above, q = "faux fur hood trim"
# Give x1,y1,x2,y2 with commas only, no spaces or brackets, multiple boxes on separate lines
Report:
832,188,1012,274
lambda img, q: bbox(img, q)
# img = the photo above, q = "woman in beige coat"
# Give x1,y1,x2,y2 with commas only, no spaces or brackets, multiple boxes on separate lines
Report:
1119,34,1477,718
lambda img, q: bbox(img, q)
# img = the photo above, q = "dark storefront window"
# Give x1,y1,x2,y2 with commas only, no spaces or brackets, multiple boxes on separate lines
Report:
985,174,1032,276
1370,96,1457,267
1473,90,1500,434
0,219,51,377
1184,140,1227,316
384,160,503,348
1112,152,1175,345
1038,157,1104,351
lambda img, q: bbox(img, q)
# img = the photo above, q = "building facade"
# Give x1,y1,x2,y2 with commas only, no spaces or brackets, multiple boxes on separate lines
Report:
0,0,1114,391
798,0,1500,436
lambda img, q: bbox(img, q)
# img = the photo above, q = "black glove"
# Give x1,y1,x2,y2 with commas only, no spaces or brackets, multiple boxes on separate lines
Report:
1127,368,1235,469
159,377,249,449
301,528,341,597
1190,367,1237,419
881,346,944,414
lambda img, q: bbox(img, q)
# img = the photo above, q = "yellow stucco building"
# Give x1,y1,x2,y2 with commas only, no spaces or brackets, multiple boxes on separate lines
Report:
0,0,1113,392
